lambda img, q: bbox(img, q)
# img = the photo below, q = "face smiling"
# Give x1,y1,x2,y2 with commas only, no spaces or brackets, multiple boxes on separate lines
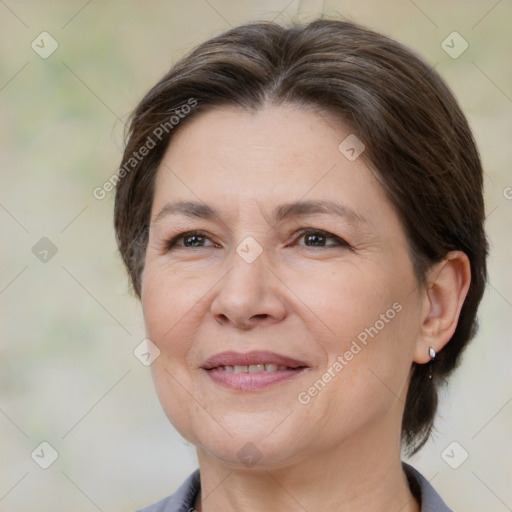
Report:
141,104,427,470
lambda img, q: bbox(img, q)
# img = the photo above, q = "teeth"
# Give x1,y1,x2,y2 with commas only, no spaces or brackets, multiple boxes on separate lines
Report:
213,364,290,373
249,364,265,373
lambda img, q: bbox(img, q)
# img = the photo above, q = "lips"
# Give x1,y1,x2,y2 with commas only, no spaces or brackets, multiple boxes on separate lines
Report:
201,350,308,371
201,350,309,391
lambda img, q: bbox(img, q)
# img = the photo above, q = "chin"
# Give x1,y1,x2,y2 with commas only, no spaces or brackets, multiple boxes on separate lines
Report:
182,414,308,469
196,437,303,471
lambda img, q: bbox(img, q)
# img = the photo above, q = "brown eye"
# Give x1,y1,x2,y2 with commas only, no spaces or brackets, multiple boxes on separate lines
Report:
295,229,350,248
165,231,218,251
181,234,206,247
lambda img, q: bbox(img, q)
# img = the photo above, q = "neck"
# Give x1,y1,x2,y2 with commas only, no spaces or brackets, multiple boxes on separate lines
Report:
194,421,419,512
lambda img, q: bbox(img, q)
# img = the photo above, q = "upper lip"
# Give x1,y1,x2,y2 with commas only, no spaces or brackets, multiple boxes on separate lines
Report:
201,350,309,370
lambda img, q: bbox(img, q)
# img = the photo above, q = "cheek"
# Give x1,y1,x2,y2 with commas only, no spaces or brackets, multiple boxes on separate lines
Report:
141,267,207,442
141,264,205,351
283,259,419,395
278,260,407,345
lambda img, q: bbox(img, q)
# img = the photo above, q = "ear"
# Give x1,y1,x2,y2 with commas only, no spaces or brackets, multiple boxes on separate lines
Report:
413,251,471,364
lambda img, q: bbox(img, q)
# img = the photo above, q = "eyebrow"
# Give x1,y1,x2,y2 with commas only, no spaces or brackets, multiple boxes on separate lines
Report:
152,199,369,227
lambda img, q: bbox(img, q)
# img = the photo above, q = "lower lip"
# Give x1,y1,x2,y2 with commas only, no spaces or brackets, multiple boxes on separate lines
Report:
203,368,307,390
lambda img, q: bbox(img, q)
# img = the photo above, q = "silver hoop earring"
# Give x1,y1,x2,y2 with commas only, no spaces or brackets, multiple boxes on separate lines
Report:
428,347,436,379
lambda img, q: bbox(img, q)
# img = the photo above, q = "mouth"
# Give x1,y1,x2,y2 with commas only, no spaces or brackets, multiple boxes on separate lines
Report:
210,363,296,373
201,350,309,391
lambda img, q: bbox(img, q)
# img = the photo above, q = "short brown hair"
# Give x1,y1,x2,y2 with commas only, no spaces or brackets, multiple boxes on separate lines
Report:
114,18,488,454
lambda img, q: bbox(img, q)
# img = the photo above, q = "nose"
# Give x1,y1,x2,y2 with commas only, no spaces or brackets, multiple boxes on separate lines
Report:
210,249,287,330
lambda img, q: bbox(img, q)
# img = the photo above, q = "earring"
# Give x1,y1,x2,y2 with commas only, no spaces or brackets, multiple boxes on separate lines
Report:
428,347,436,379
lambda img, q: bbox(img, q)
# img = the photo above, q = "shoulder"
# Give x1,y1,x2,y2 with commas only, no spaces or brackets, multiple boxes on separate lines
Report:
134,469,200,512
403,462,454,512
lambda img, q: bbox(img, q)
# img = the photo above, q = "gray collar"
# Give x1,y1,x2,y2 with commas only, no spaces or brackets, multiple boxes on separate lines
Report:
136,463,453,512
403,462,454,512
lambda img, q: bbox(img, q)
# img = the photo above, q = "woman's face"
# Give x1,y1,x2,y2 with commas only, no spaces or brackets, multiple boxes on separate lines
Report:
141,104,425,468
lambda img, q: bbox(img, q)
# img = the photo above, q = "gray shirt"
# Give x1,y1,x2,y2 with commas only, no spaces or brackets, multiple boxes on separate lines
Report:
135,462,453,512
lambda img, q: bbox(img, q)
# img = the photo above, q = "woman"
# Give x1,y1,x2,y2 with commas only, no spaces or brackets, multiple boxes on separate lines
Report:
114,18,488,512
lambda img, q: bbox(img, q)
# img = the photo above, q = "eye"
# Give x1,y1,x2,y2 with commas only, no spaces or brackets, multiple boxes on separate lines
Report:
162,229,350,251
164,230,219,251
293,228,351,249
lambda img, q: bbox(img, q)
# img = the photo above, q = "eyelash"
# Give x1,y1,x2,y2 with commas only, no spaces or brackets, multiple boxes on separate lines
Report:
163,228,350,251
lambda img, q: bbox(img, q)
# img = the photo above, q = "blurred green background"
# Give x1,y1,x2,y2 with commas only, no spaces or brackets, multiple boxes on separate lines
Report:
1,1,511,511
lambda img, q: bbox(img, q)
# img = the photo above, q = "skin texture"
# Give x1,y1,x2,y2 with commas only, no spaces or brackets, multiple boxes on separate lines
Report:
141,104,470,512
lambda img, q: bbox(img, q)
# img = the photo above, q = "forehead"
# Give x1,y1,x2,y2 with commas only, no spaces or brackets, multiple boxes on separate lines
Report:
151,104,396,228
157,104,342,179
